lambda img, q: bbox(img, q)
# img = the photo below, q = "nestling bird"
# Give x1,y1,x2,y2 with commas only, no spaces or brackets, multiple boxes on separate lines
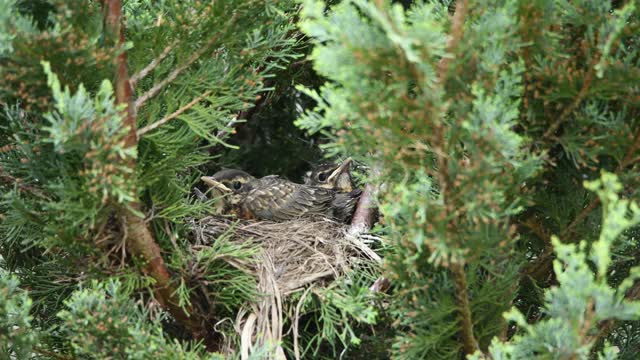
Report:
201,169,336,221
304,158,362,223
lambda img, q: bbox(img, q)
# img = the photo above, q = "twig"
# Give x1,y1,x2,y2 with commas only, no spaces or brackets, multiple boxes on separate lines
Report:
293,286,313,360
543,61,596,138
130,42,176,87
523,123,640,283
437,0,468,82
134,17,235,111
137,90,213,136
452,262,480,354
32,346,74,360
542,64,594,139
0,169,49,199
434,1,480,354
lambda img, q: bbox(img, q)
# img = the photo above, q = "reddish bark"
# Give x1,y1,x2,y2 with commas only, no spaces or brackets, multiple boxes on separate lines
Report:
103,0,214,349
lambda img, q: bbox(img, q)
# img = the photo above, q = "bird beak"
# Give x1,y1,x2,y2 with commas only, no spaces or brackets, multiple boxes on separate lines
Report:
326,157,352,184
200,176,232,194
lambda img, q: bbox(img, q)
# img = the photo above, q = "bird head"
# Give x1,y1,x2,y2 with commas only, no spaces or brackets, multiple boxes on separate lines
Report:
304,157,353,192
201,169,255,206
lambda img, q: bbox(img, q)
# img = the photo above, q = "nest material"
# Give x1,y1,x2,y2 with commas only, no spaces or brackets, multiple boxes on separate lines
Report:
191,216,381,359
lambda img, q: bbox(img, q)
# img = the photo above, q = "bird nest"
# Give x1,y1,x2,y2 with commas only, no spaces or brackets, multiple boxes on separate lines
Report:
189,215,381,359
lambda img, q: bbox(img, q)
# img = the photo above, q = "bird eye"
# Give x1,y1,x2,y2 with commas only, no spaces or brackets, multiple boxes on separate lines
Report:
233,181,242,190
318,173,327,182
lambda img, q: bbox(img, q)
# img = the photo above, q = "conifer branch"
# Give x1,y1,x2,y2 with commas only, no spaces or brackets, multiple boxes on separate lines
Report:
347,166,389,293
451,262,480,355
437,0,468,82
523,127,640,283
32,346,73,360
133,17,236,112
137,90,213,137
0,168,49,199
433,1,479,354
543,60,596,139
104,0,213,348
130,42,176,88
592,280,640,348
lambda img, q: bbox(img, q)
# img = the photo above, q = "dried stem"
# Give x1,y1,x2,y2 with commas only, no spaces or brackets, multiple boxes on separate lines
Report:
137,90,213,136
130,42,176,88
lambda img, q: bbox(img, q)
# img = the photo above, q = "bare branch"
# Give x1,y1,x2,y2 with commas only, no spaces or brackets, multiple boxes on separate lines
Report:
130,42,176,88
349,182,377,236
137,90,213,137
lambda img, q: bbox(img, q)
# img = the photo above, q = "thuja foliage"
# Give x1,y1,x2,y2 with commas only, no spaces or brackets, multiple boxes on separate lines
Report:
471,173,640,359
298,0,640,358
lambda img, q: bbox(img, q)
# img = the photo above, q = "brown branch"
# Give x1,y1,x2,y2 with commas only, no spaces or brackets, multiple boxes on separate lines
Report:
137,90,213,137
520,216,552,246
129,42,176,88
32,346,74,360
103,0,213,349
452,262,480,355
437,0,468,83
0,168,49,199
522,123,640,283
543,63,595,139
349,182,377,236
434,1,479,354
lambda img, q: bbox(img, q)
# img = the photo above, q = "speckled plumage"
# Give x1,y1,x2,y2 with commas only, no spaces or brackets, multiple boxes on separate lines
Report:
202,170,335,221
304,159,362,223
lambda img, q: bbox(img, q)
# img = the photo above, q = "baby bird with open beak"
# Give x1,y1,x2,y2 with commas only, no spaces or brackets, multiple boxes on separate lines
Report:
304,158,362,223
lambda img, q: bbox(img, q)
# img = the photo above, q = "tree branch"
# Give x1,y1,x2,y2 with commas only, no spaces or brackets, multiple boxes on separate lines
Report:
134,18,236,111
434,1,479,354
32,346,73,360
0,168,49,199
130,42,176,88
104,0,213,348
522,126,640,283
452,262,480,355
437,0,468,83
349,182,377,236
543,60,596,138
137,90,213,137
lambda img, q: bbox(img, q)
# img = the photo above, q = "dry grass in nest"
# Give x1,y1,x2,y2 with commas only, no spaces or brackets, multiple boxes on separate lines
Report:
190,215,381,359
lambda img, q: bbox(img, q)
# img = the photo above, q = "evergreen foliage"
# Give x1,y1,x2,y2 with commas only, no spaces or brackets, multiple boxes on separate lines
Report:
1,0,639,358
298,0,640,358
